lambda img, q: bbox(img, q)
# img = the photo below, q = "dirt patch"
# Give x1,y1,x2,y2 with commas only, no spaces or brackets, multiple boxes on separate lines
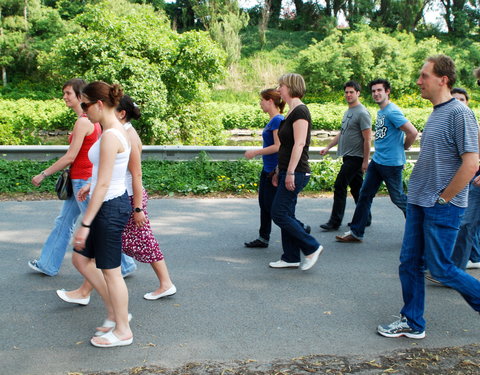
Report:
75,344,480,374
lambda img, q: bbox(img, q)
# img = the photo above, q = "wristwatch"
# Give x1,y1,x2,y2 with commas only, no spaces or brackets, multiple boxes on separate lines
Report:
134,207,143,213
437,197,448,205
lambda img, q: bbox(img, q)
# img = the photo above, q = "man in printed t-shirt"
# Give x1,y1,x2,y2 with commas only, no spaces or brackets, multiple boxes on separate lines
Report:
336,79,418,243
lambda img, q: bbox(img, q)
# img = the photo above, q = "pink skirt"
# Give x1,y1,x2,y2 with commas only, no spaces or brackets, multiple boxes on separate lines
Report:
122,190,164,263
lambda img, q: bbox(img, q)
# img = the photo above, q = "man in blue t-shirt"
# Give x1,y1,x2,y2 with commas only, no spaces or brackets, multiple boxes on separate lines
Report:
378,55,480,340
336,79,418,242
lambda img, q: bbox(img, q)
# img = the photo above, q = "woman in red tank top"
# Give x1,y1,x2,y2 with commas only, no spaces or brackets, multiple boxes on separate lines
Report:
28,79,102,277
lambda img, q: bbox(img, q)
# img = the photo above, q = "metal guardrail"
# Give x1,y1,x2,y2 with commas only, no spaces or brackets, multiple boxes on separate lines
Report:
0,145,421,162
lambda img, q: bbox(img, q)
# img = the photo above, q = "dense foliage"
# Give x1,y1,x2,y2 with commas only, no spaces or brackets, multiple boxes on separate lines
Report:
36,0,226,145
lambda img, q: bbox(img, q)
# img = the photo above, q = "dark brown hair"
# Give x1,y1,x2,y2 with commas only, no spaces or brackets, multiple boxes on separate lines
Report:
260,88,286,113
117,95,141,121
63,78,87,99
426,55,456,89
82,81,124,108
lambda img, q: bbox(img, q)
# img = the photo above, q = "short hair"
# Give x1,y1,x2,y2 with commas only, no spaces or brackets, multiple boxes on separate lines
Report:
451,87,469,101
260,88,286,113
63,78,86,99
369,79,391,92
117,95,141,122
426,55,456,89
343,80,361,92
278,73,306,99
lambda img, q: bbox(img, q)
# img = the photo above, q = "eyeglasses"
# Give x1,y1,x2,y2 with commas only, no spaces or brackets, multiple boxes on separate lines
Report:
80,101,96,111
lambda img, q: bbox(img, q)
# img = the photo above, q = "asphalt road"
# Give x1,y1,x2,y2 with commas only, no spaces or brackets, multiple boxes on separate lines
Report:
1,196,479,375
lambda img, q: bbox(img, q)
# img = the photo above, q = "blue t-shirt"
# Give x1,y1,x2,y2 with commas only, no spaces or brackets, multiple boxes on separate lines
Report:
372,102,408,166
408,98,479,208
262,114,284,172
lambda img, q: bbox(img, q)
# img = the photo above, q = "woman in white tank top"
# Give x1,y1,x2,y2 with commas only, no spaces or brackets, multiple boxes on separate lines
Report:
71,81,133,348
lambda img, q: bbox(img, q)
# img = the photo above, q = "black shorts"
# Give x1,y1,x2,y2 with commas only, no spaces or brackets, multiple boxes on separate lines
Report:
74,192,131,269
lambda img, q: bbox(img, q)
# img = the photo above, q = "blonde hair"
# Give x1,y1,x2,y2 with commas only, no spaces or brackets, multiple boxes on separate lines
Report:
278,73,306,99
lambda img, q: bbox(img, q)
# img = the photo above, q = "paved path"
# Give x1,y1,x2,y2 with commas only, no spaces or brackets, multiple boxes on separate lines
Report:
1,197,479,375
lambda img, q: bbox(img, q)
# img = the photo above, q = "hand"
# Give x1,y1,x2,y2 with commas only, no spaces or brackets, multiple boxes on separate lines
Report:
473,175,480,187
31,174,44,187
319,148,329,156
77,184,91,202
362,160,369,173
285,174,295,191
244,150,257,160
73,226,89,250
134,211,146,228
272,172,278,187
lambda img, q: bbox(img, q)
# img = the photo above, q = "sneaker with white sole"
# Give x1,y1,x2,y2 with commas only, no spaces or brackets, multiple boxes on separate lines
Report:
466,260,480,269
28,259,50,276
377,315,425,339
269,260,300,269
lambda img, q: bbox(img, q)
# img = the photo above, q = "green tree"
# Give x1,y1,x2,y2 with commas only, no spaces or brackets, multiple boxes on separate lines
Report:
297,26,441,96
192,0,249,65
371,0,431,32
38,0,226,144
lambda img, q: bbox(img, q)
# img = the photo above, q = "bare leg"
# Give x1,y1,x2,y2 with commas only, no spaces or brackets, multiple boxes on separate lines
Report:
91,267,132,344
64,279,94,300
72,252,114,321
148,259,175,296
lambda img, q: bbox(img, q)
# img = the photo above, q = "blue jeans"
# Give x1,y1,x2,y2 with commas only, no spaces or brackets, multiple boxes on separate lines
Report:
258,169,277,242
271,172,320,263
350,160,406,239
451,181,480,269
399,203,480,332
35,178,136,276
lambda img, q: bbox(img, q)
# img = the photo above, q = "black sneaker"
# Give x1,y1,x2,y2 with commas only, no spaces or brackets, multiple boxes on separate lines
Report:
377,316,425,339
244,239,268,248
320,222,339,231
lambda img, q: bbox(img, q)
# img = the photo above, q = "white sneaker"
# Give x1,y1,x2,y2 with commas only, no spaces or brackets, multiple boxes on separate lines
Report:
301,245,324,271
269,260,300,269
466,260,480,269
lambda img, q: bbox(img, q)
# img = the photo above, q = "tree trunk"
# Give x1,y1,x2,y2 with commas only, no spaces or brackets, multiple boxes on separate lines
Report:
2,66,6,87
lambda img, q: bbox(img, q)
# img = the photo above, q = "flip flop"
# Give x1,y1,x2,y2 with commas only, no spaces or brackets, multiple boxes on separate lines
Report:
94,313,132,336
90,330,133,348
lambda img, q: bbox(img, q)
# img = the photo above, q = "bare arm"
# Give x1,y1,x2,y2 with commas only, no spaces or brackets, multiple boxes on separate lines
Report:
127,128,146,227
319,132,340,156
285,119,308,191
361,128,372,173
400,121,418,150
244,130,280,159
32,117,94,186
440,152,479,202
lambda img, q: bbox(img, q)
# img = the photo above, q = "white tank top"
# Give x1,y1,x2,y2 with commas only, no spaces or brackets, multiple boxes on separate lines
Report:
88,128,131,201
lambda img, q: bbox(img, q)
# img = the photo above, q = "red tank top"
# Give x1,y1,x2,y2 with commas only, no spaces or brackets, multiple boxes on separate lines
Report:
69,114,102,179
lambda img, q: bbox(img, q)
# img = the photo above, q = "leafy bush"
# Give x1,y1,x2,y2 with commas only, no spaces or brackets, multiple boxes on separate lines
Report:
297,26,441,96
0,99,75,145
0,153,414,196
37,0,226,145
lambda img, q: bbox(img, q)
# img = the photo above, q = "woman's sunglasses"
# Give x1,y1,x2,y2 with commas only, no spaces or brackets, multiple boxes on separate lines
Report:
80,101,96,111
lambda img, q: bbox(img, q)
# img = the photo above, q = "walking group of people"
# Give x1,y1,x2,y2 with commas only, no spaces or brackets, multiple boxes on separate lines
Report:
245,55,480,339
29,79,175,348
28,53,480,348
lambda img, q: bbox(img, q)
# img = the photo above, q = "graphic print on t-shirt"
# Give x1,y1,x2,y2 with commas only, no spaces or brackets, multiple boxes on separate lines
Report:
375,115,387,140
